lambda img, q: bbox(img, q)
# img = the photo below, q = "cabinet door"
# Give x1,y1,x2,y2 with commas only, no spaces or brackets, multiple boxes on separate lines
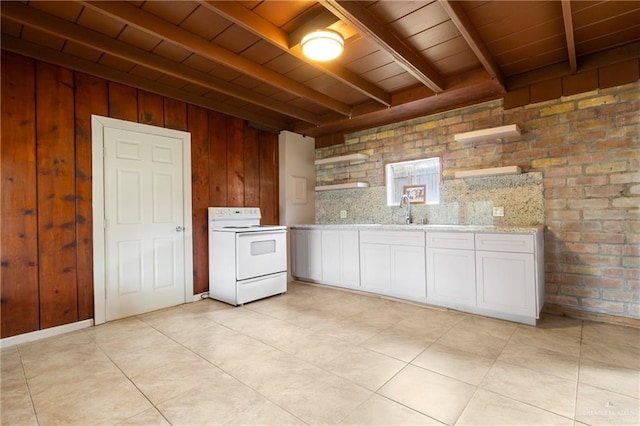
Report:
291,229,308,279
307,230,323,281
426,248,476,307
476,250,535,316
321,230,341,284
391,245,426,299
360,243,391,292
340,230,360,287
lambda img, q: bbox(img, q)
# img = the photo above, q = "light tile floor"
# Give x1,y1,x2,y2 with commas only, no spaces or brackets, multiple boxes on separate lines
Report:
2,281,639,425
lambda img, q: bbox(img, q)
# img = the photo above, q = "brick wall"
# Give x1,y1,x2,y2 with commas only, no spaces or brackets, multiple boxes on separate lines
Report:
316,82,639,321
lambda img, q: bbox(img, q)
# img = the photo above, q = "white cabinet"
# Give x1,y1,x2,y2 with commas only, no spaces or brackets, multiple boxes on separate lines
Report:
475,233,539,323
290,226,544,326
360,230,426,301
291,228,322,282
426,232,476,309
321,230,360,288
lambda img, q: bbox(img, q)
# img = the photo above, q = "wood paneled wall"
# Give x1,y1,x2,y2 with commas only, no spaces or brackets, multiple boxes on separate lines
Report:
1,51,280,338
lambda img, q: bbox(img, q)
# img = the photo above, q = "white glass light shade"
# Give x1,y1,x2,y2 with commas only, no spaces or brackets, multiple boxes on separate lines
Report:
301,30,344,61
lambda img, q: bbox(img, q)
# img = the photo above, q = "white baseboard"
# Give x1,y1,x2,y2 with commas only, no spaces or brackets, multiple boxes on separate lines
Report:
0,319,94,349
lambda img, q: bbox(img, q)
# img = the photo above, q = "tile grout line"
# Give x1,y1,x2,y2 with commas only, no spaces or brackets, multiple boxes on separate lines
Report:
15,346,40,426
83,328,174,426
138,307,309,425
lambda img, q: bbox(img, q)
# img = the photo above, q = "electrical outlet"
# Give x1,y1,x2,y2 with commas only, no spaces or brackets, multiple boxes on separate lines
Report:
492,206,505,217
340,210,347,219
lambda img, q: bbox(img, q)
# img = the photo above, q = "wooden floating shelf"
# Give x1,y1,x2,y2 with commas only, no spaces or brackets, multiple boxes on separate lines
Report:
315,182,369,191
454,124,521,143
454,166,522,179
315,153,369,165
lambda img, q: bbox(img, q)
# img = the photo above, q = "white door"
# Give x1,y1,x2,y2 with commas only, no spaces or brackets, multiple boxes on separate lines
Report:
103,127,186,321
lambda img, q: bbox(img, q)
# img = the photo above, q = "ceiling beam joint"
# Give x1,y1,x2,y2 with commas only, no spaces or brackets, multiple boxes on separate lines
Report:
439,0,505,89
561,0,578,74
321,0,445,93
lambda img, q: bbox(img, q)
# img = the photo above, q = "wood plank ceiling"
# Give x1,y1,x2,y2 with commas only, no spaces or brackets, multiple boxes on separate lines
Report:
2,1,639,139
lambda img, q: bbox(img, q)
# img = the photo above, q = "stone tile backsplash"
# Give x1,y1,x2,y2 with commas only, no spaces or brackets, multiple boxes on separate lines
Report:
315,172,544,226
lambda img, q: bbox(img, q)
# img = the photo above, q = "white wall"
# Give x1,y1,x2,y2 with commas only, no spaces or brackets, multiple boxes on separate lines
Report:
278,131,315,281
279,130,315,225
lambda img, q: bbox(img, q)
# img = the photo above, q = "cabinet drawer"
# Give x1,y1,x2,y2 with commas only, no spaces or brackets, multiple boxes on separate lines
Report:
360,230,425,246
426,232,474,250
475,233,534,254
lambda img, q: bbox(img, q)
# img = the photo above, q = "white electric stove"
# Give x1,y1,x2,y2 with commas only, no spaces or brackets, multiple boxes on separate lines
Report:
208,207,287,305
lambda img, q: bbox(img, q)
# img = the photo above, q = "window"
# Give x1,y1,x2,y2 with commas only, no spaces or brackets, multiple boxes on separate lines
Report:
385,157,441,205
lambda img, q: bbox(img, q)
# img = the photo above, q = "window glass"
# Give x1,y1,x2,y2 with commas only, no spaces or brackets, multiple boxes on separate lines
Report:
385,157,441,205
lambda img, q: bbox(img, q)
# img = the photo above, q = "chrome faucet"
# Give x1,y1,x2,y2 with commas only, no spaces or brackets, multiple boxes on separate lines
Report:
399,194,411,224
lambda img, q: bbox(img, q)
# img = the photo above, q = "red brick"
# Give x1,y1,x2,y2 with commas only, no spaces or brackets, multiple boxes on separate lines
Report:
581,298,625,313
544,165,583,177
545,187,584,198
560,285,600,298
602,290,639,303
501,141,530,153
564,242,599,253
568,153,609,165
568,199,609,209
546,294,579,306
548,144,588,157
600,244,624,255
545,210,581,220
584,185,624,198
583,210,627,220
567,175,608,187
610,172,640,185
582,232,626,244
531,136,566,149
590,138,633,151
553,274,624,289
615,112,640,127
543,177,567,188
580,254,622,266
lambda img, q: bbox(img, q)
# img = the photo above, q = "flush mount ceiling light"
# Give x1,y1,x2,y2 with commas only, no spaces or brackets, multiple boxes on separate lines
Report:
301,29,344,61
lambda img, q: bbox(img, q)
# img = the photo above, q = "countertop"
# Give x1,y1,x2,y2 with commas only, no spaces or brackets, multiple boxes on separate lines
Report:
289,223,544,234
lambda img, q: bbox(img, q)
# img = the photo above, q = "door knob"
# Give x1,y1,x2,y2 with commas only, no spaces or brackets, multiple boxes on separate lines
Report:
176,226,185,232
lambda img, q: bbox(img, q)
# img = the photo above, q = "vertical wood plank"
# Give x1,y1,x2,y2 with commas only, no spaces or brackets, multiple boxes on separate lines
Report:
226,117,244,207
74,72,108,321
243,125,260,209
36,61,78,329
138,90,164,126
259,131,279,225
187,105,210,294
108,82,138,122
164,98,188,131
208,111,228,206
1,51,39,338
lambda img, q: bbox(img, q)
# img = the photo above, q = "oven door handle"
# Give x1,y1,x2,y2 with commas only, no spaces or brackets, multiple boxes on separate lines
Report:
237,231,285,238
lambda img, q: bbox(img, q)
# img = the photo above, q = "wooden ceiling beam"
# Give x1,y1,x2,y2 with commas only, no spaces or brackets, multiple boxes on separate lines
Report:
440,0,505,89
321,0,445,92
1,35,287,131
199,1,392,107
561,0,578,73
292,68,501,137
1,1,318,124
81,0,352,117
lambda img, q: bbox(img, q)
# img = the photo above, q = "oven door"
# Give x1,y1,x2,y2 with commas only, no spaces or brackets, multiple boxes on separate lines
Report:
236,230,287,280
